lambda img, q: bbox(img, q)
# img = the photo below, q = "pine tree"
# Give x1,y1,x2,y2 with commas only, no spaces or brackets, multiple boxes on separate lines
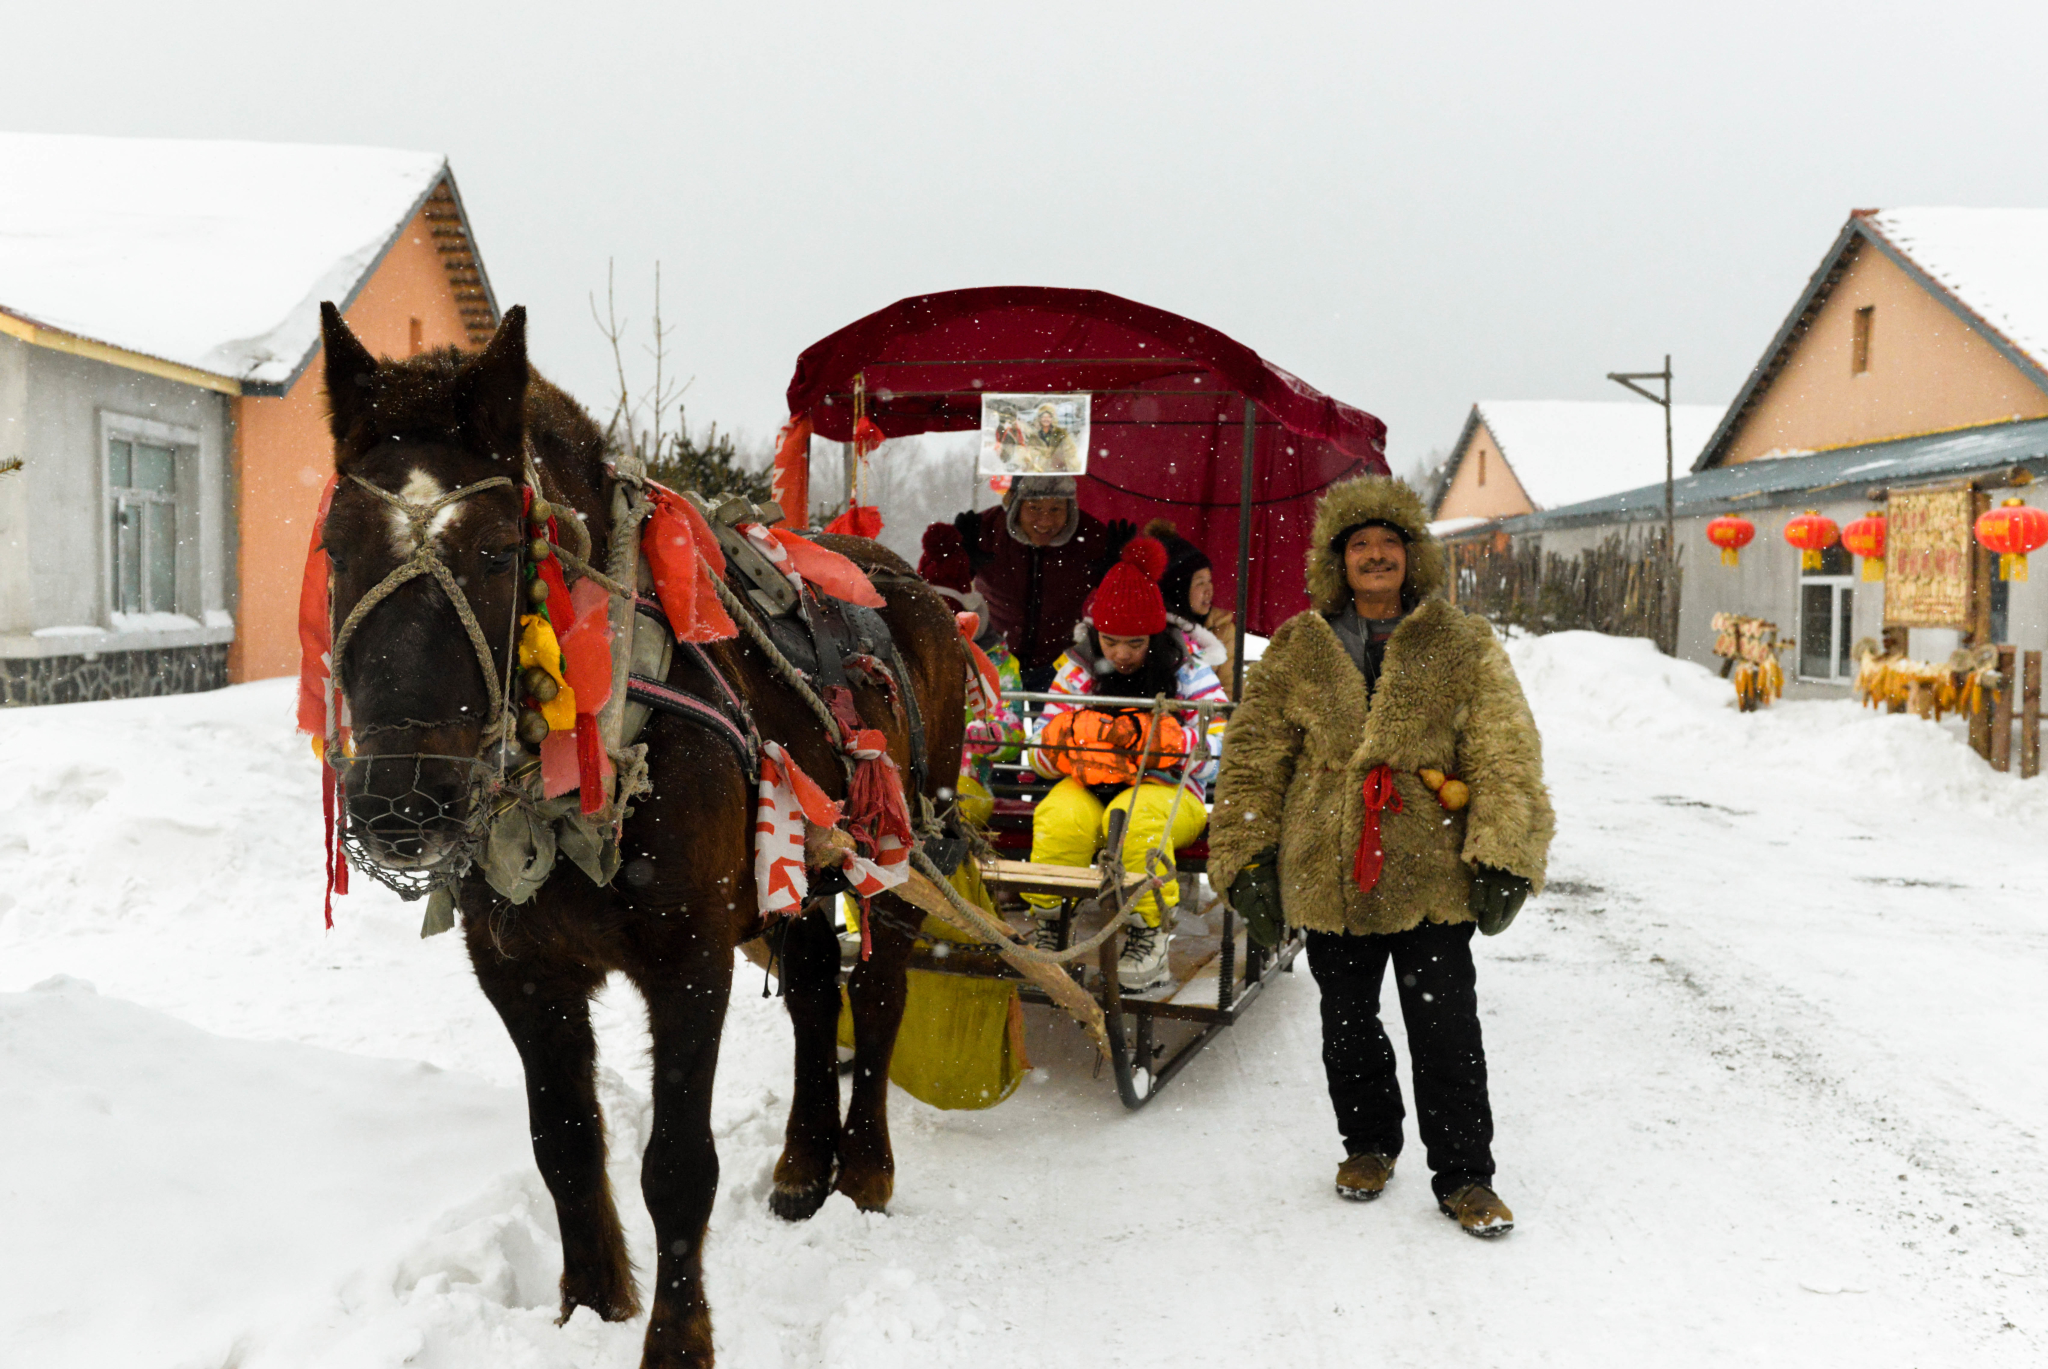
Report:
639,413,774,505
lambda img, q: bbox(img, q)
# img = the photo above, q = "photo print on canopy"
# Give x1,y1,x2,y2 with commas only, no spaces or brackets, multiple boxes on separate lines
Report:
978,392,1091,476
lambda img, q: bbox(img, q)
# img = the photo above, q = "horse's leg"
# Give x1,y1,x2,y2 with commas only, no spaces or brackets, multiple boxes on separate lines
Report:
835,901,915,1212
771,901,844,1220
636,954,734,1369
467,930,637,1323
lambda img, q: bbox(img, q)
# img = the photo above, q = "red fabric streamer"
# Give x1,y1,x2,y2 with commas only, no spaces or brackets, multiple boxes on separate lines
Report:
642,485,738,643
768,527,887,606
321,758,348,929
1352,764,1404,895
824,502,884,539
296,477,339,737
536,545,575,636
826,687,916,960
574,714,604,815
770,415,812,524
852,415,887,456
957,614,1004,718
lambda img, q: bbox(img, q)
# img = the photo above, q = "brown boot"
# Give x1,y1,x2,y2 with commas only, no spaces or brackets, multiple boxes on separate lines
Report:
1334,1152,1395,1202
1439,1183,1514,1237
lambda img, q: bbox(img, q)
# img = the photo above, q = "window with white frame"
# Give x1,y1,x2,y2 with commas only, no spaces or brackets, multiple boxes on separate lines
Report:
104,422,191,618
1798,543,1855,682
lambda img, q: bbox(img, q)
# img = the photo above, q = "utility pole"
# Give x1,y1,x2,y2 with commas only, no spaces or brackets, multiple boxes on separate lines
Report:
1607,355,1674,550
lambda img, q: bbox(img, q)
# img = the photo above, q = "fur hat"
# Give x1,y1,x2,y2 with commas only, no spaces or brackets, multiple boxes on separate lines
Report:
1002,475,1080,546
1144,518,1213,621
919,522,974,594
1087,535,1170,636
1306,476,1444,613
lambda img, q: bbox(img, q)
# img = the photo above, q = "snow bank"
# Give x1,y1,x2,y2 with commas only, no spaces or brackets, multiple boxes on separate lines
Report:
0,975,536,1368
1508,628,2048,823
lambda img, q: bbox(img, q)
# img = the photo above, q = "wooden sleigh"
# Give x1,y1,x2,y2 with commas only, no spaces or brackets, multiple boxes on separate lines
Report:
756,688,1304,1111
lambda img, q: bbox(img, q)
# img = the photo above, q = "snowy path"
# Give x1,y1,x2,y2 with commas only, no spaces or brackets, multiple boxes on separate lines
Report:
3,637,2044,1366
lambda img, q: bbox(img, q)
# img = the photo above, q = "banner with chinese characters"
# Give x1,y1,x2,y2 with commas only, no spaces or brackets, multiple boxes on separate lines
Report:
1884,486,1975,628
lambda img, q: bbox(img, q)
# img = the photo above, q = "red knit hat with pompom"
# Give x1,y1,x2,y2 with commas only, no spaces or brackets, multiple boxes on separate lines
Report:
1088,535,1169,636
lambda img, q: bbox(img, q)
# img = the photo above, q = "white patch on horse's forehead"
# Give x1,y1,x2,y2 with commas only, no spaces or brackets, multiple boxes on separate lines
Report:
389,469,462,556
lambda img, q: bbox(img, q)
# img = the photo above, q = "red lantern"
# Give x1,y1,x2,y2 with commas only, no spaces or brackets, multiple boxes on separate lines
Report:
1782,510,1840,571
1705,516,1755,567
1841,510,1887,582
1975,497,2048,581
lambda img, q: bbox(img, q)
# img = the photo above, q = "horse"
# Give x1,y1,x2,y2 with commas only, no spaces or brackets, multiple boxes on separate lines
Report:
316,302,965,1368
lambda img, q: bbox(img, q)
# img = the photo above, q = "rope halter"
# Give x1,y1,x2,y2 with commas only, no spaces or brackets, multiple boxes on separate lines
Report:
328,472,519,755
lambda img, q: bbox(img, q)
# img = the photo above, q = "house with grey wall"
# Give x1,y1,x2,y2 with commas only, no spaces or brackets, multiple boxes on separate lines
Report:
1451,207,2048,690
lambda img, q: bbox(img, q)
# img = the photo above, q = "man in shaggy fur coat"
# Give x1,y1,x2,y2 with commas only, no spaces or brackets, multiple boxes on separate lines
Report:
1208,475,1553,1237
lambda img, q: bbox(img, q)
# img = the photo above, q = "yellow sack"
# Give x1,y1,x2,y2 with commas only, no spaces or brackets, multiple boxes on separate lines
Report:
838,861,1030,1110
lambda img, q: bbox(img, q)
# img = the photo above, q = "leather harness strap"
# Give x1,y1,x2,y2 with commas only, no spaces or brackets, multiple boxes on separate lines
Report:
626,596,762,783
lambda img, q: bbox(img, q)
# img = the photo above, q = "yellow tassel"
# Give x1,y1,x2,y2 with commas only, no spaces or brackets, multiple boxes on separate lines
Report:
518,613,577,731
2014,554,2029,583
1801,548,1821,571
1721,547,1739,567
1861,555,1884,582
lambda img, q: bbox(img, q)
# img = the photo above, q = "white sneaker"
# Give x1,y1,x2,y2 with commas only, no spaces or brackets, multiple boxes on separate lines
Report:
1117,921,1172,993
1032,913,1063,953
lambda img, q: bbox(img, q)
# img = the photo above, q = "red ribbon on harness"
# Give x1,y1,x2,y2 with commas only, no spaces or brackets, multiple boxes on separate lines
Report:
826,686,915,960
1352,764,1404,895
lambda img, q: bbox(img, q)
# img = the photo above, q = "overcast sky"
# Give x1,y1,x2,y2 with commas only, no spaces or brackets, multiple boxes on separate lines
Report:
13,0,2048,479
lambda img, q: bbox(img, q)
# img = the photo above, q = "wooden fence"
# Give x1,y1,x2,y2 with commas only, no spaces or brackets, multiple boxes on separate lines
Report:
1447,531,1683,656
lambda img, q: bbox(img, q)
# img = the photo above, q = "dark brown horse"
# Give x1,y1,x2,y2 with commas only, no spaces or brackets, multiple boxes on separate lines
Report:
317,303,964,1368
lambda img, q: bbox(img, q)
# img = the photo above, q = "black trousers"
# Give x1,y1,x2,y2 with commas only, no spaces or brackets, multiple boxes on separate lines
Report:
1306,921,1494,1199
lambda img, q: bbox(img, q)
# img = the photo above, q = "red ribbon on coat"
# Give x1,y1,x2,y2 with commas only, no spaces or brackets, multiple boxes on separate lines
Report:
1351,763,1404,895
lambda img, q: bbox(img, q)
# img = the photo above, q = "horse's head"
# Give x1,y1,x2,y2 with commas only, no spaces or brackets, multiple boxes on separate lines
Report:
319,304,532,873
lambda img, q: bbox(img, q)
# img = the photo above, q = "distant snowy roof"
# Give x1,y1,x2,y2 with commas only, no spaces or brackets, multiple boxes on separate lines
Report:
0,133,452,389
1475,400,1727,510
1865,209,2048,373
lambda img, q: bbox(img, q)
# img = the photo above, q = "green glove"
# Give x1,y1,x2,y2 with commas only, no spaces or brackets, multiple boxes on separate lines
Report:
1468,863,1532,936
1229,849,1284,950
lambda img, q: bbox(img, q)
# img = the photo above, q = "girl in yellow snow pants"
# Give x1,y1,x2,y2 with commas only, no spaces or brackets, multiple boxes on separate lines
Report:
1025,777,1209,926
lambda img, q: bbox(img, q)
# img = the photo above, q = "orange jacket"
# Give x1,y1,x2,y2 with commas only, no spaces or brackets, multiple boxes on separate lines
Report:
1035,708,1189,786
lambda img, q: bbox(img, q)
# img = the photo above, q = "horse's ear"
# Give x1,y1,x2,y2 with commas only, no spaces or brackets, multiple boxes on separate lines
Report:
459,306,529,463
321,302,381,451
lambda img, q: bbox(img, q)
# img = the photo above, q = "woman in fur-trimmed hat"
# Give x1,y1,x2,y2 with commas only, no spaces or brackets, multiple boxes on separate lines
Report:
1207,475,1553,1238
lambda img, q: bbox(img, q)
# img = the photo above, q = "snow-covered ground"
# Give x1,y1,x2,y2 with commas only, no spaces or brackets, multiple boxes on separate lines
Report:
3,633,2045,1367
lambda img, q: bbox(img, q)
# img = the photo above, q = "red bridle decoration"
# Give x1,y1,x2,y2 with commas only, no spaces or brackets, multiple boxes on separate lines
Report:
1841,511,1887,582
1975,497,2048,581
1705,516,1755,567
1782,510,1840,571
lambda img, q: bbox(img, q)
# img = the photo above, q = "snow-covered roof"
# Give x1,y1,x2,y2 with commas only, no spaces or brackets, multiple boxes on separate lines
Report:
1865,209,2048,374
0,132,455,390
1474,400,1727,510
1428,515,1492,538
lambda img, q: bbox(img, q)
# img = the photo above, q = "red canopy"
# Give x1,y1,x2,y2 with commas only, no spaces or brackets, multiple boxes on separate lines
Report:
783,286,1387,636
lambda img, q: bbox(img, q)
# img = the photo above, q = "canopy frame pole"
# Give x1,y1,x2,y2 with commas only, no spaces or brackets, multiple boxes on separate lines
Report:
1233,398,1255,698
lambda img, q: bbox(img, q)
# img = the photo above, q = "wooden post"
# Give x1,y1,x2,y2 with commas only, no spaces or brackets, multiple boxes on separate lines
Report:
1970,677,1993,756
2024,650,2042,779
1992,644,2016,773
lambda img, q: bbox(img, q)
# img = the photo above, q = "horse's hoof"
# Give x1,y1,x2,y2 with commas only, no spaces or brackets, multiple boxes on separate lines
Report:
557,1288,641,1325
770,1179,832,1222
833,1171,893,1214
